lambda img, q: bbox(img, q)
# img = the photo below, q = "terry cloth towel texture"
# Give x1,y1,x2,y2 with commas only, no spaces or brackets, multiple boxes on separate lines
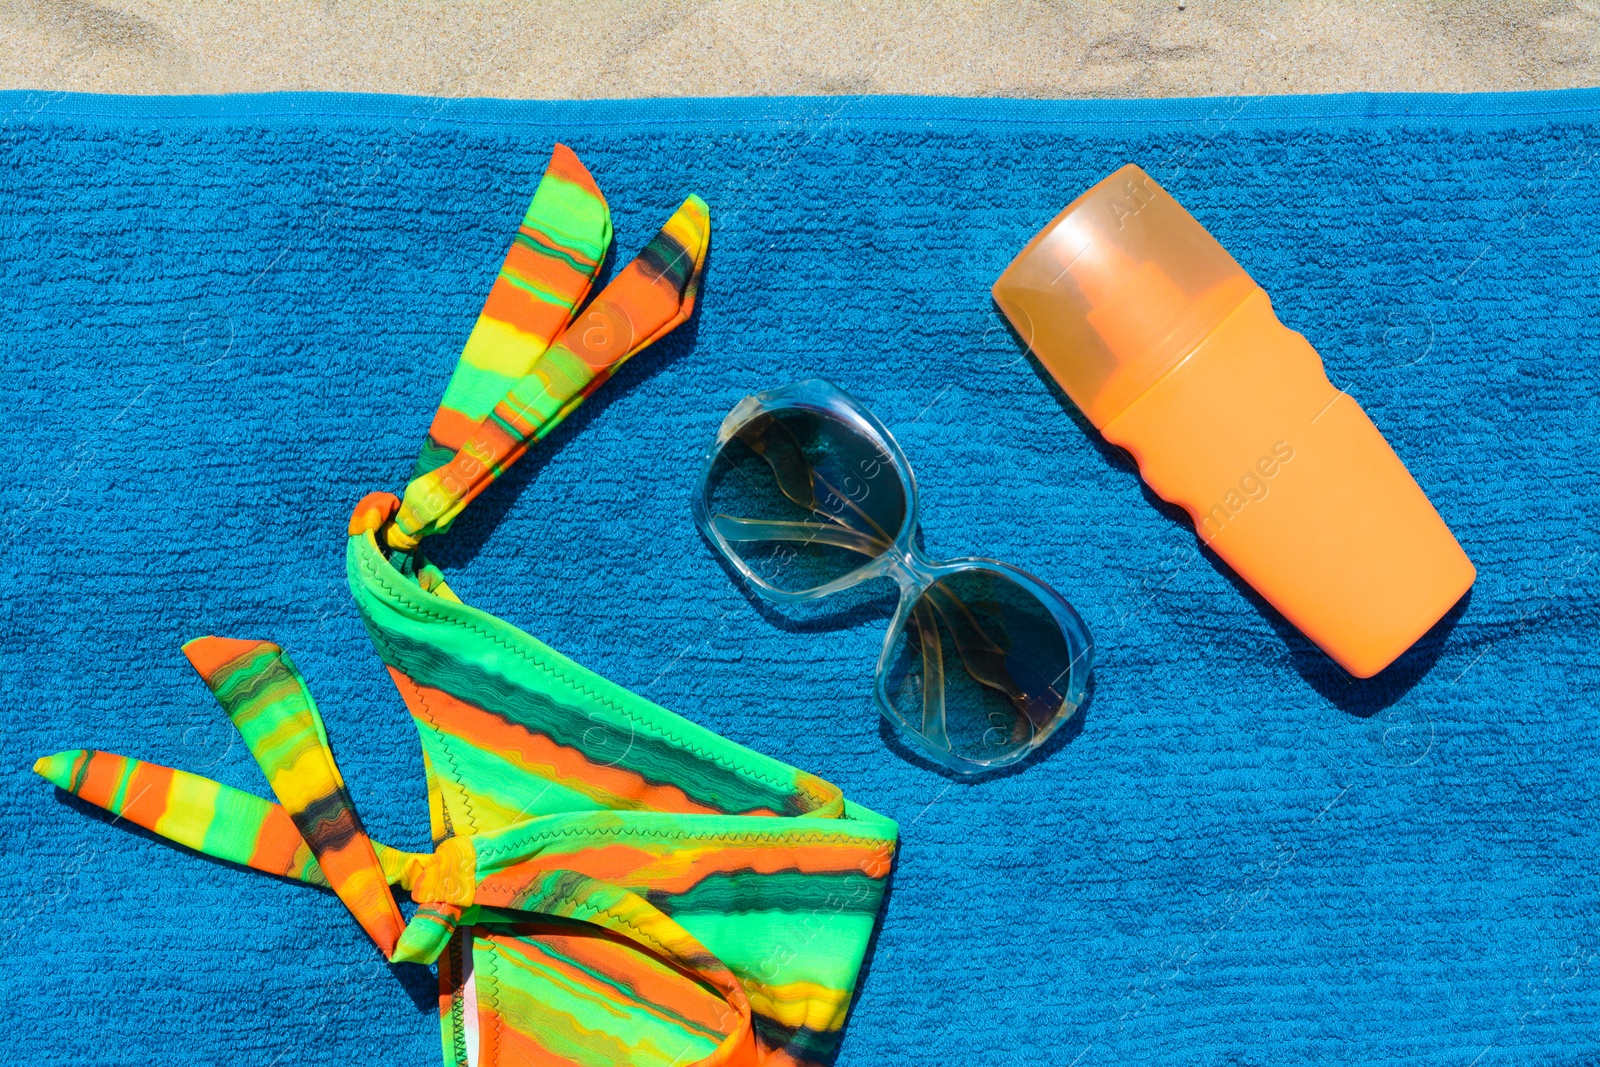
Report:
2,90,1598,1066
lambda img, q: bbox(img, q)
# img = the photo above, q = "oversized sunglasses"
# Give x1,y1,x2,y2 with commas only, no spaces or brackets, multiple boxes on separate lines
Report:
693,379,1093,774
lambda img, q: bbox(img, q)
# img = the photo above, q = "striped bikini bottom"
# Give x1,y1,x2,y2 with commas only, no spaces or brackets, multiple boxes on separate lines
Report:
35,144,897,1067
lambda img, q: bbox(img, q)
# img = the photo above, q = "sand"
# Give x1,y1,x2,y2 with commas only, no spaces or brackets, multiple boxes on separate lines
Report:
0,1,1596,99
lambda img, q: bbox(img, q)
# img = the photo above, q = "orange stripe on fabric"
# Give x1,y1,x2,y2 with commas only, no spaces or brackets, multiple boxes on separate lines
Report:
557,252,697,374
318,834,377,881
478,277,563,338
119,762,177,830
74,751,129,811
180,635,267,682
756,1050,806,1067
408,681,723,816
248,804,311,872
498,928,731,1036
479,840,889,901
545,142,604,200
320,855,399,954
424,407,482,455
497,245,588,300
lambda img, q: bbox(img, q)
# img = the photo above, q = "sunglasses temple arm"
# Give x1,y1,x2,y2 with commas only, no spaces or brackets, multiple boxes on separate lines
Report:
922,585,1034,707
740,428,900,549
809,469,901,546
744,421,829,515
912,598,950,749
709,515,890,558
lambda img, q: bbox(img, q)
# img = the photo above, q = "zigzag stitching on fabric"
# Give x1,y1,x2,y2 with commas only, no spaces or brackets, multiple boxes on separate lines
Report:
360,549,797,793
479,929,502,1065
560,896,696,967
475,823,894,863
447,936,470,1067
367,613,482,837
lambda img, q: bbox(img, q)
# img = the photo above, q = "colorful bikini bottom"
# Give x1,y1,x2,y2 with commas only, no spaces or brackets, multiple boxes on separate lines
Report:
35,144,897,1067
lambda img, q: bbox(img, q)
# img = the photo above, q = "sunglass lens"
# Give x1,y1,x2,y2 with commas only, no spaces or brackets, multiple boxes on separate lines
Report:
883,568,1085,767
703,407,907,595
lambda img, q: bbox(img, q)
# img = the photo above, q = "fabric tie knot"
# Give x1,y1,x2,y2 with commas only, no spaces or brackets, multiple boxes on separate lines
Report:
402,835,477,909
347,491,422,553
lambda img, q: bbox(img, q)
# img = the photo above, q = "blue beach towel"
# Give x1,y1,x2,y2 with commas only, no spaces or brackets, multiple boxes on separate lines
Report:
2,90,1597,1065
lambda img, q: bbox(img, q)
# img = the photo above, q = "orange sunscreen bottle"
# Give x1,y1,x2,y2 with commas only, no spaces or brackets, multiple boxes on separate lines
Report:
993,164,1474,678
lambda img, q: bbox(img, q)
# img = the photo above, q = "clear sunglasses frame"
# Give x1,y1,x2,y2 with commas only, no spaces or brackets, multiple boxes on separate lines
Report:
692,378,1094,774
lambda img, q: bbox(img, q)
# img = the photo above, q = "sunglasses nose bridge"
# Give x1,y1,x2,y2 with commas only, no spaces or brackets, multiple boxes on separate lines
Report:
880,545,932,597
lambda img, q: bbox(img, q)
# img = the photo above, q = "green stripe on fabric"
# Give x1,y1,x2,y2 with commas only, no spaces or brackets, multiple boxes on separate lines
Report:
412,438,456,479
420,727,607,822
436,365,520,423
525,179,610,260
200,782,279,867
510,231,594,277
497,269,572,308
109,756,138,814
348,565,813,818
650,869,884,916
478,935,721,1067
676,909,879,989
511,934,726,1044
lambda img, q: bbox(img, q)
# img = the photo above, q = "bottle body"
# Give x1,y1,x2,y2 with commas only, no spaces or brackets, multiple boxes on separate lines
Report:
1100,287,1473,677
994,164,1473,678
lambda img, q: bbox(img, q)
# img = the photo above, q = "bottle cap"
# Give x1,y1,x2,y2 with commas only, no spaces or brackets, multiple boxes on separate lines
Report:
993,165,1256,427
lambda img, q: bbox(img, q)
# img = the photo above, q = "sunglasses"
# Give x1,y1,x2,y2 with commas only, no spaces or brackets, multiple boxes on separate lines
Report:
693,379,1093,774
